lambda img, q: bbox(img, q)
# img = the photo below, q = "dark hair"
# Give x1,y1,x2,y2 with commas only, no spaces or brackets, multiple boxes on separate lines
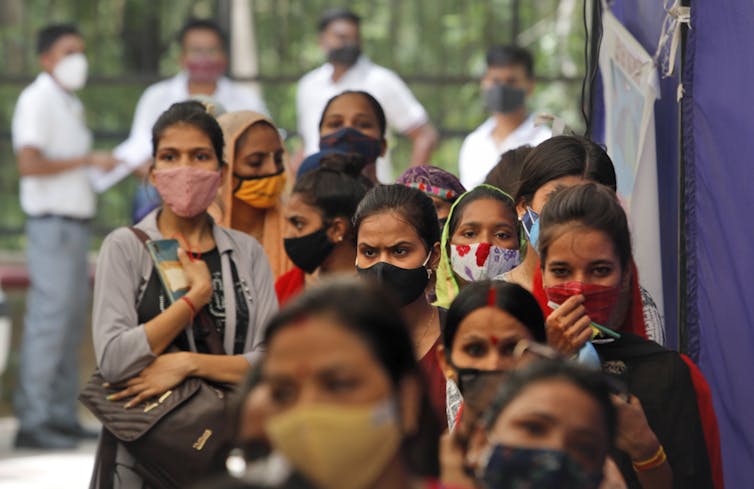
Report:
178,18,228,52
37,24,80,55
447,186,517,241
318,90,387,139
353,184,440,251
483,360,617,444
264,278,415,386
515,136,617,208
486,45,534,79
538,183,631,271
318,8,361,32
292,153,370,231
443,281,546,351
484,145,533,197
151,101,225,165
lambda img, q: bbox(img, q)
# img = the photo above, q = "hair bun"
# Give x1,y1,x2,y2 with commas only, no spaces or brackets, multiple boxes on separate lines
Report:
319,152,367,178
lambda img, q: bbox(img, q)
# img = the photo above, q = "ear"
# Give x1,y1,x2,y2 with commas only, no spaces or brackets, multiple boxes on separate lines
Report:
219,161,229,181
326,216,347,244
39,52,54,73
398,375,422,436
147,162,157,186
525,77,535,97
515,199,528,220
429,241,442,270
436,344,456,382
379,138,388,158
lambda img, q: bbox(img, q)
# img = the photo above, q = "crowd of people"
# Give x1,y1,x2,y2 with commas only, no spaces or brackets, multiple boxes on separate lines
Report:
10,9,723,489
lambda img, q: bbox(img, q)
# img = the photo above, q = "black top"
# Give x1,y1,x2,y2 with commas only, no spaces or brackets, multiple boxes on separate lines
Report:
137,248,250,354
595,333,713,489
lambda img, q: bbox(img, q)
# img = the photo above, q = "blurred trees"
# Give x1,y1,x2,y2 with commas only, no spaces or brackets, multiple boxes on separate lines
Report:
0,0,586,249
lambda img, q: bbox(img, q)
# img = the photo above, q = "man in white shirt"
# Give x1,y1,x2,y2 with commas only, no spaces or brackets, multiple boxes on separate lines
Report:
296,8,438,182
459,45,551,188
11,24,117,449
115,19,268,220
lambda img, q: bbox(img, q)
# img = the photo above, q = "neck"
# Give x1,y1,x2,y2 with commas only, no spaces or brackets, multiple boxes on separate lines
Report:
507,249,538,292
370,455,416,489
187,79,218,96
401,295,439,359
319,243,357,276
330,63,350,82
492,109,528,141
156,209,212,247
230,198,267,240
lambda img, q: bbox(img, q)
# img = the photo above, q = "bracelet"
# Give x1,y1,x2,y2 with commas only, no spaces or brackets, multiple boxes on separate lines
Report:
180,295,196,318
632,445,667,472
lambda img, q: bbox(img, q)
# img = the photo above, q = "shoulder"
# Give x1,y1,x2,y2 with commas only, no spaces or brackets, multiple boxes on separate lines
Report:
298,65,328,86
364,62,408,87
138,77,174,101
98,227,146,263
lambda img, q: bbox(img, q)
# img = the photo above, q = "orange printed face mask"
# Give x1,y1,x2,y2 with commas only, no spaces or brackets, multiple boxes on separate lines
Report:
232,169,286,209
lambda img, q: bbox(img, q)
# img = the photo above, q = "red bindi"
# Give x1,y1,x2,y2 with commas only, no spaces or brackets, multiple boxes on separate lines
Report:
489,336,500,346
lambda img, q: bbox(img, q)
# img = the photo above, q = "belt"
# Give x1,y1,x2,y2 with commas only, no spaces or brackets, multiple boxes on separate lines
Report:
28,214,93,224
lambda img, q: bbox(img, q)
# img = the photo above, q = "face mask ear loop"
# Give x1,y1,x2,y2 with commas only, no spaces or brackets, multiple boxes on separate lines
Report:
422,249,433,278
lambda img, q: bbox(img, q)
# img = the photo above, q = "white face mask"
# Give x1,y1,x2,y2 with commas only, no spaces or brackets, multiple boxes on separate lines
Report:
53,53,88,91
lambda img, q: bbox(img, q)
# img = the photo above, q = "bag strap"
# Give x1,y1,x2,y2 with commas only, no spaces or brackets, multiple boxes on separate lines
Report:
129,226,150,245
90,429,118,489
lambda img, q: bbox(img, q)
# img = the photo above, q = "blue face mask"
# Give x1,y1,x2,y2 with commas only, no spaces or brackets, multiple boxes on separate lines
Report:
520,207,540,253
477,444,603,489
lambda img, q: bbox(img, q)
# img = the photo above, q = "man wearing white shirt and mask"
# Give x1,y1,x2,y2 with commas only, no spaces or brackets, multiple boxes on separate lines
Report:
116,18,269,221
296,8,438,182
12,23,117,449
458,45,551,188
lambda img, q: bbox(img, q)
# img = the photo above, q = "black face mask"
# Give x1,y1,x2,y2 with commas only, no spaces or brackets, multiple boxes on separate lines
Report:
356,257,430,307
328,44,361,66
284,227,335,274
451,361,509,420
483,84,526,114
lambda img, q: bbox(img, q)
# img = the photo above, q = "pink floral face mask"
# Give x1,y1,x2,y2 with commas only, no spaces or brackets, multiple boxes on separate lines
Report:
450,242,521,282
153,166,221,218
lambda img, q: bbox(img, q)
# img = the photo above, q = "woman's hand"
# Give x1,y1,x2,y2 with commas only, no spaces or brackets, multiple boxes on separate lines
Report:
612,394,661,461
107,352,194,409
177,247,213,307
599,457,628,489
439,430,476,488
545,295,593,356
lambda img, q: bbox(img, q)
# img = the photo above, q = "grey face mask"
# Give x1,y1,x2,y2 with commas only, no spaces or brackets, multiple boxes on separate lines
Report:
483,84,526,114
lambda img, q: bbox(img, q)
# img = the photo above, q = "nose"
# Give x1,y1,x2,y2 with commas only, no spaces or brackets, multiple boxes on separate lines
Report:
477,230,494,244
260,153,279,176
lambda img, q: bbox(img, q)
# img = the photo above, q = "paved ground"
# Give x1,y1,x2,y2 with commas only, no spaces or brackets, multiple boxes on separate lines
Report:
0,417,99,489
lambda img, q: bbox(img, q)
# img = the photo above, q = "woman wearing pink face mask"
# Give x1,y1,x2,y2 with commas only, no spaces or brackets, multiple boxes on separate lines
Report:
89,101,278,488
531,183,721,489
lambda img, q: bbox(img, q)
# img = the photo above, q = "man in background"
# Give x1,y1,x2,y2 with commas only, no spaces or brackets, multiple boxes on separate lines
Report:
115,18,268,221
11,23,117,449
296,8,438,182
458,45,551,188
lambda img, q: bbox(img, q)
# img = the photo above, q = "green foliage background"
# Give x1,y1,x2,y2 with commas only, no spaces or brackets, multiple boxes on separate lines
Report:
0,0,587,250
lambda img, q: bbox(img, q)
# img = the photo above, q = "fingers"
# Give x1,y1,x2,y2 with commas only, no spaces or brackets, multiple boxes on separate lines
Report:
106,383,144,402
124,388,160,409
177,247,194,265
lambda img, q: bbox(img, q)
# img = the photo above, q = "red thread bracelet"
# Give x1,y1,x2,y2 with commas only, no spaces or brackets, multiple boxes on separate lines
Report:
180,295,196,318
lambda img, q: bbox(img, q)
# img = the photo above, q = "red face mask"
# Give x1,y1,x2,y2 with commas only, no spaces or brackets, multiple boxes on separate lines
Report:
544,281,621,326
186,58,226,84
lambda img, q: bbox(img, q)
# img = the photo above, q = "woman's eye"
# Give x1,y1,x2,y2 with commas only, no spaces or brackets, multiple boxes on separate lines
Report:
461,231,476,238
519,419,548,436
393,248,408,256
592,266,613,277
550,268,569,278
269,384,296,405
196,153,212,161
158,153,174,161
463,342,487,358
361,248,375,258
495,232,511,240
499,340,519,357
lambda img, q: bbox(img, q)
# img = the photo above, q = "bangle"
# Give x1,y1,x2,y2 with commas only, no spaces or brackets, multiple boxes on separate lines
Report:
632,445,667,472
180,295,196,318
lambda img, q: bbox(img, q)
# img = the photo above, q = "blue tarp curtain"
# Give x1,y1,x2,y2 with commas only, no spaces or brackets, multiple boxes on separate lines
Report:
595,1,754,486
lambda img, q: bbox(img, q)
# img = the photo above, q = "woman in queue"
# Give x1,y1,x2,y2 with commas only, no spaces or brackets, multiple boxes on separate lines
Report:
275,152,369,305
396,164,466,229
352,184,446,420
260,278,440,489
213,110,292,277
91,101,278,487
435,185,521,309
534,183,715,488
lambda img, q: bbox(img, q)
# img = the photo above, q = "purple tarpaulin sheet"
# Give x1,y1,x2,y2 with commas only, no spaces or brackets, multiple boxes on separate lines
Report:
685,0,754,486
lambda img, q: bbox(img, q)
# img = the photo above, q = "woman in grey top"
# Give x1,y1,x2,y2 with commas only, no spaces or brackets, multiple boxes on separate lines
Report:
90,101,278,488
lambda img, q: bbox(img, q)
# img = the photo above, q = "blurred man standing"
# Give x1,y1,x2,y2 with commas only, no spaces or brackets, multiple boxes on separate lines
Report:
458,45,551,188
115,18,268,221
12,23,117,449
296,8,438,182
